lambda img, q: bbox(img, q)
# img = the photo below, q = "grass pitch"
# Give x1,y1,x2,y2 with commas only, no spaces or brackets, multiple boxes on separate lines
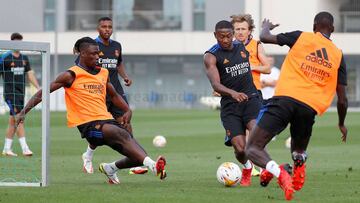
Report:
0,110,359,203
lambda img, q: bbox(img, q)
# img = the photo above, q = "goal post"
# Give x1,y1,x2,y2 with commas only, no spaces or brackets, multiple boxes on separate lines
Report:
0,40,50,187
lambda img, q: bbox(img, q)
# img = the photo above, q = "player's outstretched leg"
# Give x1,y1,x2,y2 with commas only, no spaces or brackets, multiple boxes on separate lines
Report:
100,123,167,183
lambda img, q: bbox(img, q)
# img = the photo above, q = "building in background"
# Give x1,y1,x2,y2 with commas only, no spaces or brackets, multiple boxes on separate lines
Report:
0,0,359,109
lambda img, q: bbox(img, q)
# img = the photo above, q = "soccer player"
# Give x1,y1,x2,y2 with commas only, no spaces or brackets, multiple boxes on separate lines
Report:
204,20,262,186
0,33,40,156
16,37,166,184
80,17,133,174
230,14,271,177
230,14,271,97
245,12,348,200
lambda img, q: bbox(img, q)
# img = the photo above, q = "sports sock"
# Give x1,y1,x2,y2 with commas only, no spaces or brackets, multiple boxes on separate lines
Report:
4,138,13,151
84,145,94,159
266,160,280,178
143,156,156,174
18,137,29,151
243,160,253,169
107,161,119,173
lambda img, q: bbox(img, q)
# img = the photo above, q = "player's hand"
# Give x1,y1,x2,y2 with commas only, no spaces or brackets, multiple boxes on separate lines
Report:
15,111,26,127
124,78,132,86
212,91,221,97
231,92,248,102
262,19,279,30
121,110,132,125
338,124,347,142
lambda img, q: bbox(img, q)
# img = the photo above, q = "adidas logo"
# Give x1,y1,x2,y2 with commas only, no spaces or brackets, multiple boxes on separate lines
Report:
223,58,229,64
99,51,104,56
305,48,332,68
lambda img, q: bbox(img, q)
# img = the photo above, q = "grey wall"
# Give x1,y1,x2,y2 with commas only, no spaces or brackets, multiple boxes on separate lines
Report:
205,0,245,31
0,0,44,32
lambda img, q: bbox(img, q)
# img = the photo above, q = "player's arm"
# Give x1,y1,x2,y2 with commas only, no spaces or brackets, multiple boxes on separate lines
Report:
106,79,132,124
259,19,280,44
336,56,348,142
251,43,271,74
117,62,132,86
27,70,40,89
16,71,75,125
261,77,277,88
203,53,248,102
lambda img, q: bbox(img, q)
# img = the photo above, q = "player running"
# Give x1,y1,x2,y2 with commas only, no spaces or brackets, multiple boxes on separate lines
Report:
246,12,348,200
204,20,262,187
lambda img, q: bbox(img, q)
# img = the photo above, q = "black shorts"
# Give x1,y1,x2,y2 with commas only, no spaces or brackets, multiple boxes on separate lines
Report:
256,96,316,140
106,86,129,119
221,96,262,146
77,119,130,147
4,96,24,115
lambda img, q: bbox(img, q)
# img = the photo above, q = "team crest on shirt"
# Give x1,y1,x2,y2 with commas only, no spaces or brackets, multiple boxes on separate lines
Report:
240,51,246,58
10,62,15,67
114,50,120,57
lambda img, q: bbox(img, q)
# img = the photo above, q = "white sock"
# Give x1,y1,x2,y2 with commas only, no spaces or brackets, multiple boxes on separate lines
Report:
84,145,95,159
143,156,156,174
18,137,29,151
243,160,253,169
4,138,13,151
107,161,119,173
266,160,281,178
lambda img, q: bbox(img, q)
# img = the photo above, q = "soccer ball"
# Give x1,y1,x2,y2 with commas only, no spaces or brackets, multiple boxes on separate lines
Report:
216,162,242,187
153,135,167,148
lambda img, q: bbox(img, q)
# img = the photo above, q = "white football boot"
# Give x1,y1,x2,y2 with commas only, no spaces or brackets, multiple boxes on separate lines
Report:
99,163,120,184
82,153,94,174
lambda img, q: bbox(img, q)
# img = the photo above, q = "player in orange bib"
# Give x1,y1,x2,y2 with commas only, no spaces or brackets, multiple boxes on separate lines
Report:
16,37,166,184
230,14,271,96
245,12,348,200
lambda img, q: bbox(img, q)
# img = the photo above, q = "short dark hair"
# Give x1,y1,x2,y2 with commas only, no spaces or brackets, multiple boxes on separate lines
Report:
11,32,23,40
215,20,233,31
98,17,112,24
73,37,98,53
314,12,334,26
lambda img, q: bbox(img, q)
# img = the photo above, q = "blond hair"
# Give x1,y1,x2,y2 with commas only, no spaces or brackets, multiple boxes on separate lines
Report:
230,14,255,32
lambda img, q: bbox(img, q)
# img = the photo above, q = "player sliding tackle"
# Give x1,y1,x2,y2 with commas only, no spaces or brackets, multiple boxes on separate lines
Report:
15,37,166,184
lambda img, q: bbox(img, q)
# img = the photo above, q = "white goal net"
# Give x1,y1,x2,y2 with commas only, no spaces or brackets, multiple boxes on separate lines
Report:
0,40,50,186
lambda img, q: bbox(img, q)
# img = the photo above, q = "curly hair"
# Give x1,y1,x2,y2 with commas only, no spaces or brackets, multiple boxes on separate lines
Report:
230,14,255,31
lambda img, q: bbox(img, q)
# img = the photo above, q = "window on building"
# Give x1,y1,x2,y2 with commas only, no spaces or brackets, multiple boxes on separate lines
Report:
65,0,182,31
44,0,56,31
340,0,360,32
193,0,205,30
67,0,112,30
